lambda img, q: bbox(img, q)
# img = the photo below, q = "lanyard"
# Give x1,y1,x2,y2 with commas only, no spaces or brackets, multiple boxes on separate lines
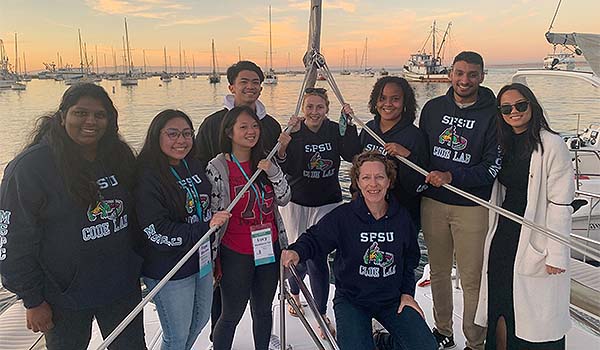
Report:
231,154,265,223
170,159,203,219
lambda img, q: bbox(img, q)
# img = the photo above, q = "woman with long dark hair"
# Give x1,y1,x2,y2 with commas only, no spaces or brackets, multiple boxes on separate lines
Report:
0,83,146,349
206,106,290,350
134,109,230,349
475,83,573,350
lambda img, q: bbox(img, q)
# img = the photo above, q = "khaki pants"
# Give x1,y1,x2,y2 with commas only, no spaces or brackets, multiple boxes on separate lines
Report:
421,197,488,350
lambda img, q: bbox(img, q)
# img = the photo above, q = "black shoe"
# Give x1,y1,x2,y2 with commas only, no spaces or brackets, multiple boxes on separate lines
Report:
432,328,456,349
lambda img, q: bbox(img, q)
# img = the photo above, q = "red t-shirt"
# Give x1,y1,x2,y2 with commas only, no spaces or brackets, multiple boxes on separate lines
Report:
222,159,278,254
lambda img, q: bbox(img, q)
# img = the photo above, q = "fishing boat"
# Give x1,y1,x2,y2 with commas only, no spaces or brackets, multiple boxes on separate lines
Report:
120,18,138,86
0,39,16,89
208,39,220,84
403,21,452,83
264,5,278,85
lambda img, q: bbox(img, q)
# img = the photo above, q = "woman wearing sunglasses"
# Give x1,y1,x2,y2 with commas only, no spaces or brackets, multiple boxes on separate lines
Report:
276,87,361,338
475,83,573,350
134,109,230,350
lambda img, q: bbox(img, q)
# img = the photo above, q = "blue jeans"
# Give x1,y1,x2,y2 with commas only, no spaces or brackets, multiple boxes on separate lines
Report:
333,296,437,350
144,273,213,350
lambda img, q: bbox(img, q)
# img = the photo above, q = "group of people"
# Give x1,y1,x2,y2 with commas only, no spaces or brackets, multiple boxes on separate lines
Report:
0,52,574,350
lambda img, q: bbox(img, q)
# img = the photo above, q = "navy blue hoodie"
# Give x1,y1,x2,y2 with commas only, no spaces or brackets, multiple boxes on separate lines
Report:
289,195,420,311
360,115,428,223
0,143,142,310
134,158,213,280
418,86,501,205
278,119,361,207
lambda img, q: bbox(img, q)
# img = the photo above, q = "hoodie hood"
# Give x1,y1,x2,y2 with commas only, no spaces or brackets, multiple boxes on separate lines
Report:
223,94,267,119
444,85,496,111
369,113,415,136
350,193,400,223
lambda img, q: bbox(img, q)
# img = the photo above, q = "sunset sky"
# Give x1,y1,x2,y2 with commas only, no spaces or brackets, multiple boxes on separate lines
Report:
1,0,597,72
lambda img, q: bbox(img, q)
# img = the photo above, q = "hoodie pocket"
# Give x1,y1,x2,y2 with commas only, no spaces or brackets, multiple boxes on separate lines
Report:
516,242,548,277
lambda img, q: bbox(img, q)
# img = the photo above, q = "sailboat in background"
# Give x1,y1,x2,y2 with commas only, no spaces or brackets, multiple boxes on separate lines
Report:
21,52,31,81
340,49,350,75
359,37,374,77
264,5,278,84
120,18,138,86
209,39,221,84
11,33,26,90
160,46,171,82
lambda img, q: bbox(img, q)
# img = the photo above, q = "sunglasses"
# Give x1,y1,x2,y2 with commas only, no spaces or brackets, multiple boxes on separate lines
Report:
305,87,327,94
499,101,529,115
163,128,194,140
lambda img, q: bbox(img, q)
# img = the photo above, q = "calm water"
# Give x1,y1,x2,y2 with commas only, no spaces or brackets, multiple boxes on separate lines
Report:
0,67,599,311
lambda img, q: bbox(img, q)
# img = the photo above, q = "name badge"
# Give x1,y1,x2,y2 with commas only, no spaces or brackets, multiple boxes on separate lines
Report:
251,224,275,266
198,240,212,278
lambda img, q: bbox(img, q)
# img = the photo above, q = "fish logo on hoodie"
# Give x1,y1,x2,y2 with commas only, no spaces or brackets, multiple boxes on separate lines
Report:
438,125,468,151
360,242,397,278
87,199,124,222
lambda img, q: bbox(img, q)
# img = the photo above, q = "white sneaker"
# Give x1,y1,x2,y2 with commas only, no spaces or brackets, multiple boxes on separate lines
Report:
205,344,213,350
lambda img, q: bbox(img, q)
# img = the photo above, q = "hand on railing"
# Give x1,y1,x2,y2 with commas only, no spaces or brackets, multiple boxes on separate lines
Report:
281,249,300,267
209,211,231,228
425,170,453,188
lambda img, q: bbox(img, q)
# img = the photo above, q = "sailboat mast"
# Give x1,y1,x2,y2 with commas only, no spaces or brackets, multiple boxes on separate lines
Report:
95,45,99,74
78,29,84,73
212,39,217,74
179,41,182,73
432,20,436,59
269,5,273,71
143,49,147,74
23,52,27,75
14,32,18,75
163,46,168,71
124,18,133,74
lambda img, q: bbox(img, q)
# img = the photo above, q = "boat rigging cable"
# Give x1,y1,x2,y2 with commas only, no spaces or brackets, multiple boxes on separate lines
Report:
96,0,600,348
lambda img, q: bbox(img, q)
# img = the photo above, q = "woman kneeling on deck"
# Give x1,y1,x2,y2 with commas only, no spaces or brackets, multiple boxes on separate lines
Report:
206,106,291,350
134,109,230,350
281,151,437,350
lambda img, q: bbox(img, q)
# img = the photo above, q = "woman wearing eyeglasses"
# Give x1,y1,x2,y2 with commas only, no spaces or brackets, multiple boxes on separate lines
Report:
474,83,573,350
281,151,437,350
276,87,361,337
206,106,290,350
134,109,230,350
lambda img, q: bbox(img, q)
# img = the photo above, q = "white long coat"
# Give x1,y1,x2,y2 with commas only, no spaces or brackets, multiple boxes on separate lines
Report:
474,130,574,342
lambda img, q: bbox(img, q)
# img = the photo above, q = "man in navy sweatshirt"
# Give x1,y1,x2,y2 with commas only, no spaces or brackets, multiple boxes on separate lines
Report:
418,51,501,350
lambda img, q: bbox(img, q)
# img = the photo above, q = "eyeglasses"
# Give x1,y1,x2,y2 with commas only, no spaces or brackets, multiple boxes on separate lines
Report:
499,101,529,115
304,87,327,94
163,128,194,140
